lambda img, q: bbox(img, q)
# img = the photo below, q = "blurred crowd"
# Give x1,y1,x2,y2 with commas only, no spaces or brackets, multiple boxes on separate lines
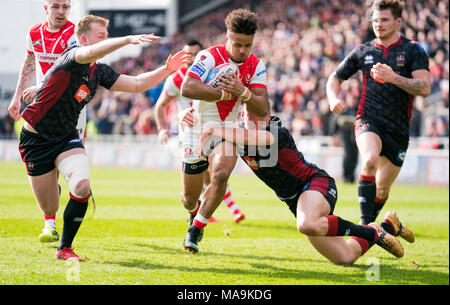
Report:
1,0,448,140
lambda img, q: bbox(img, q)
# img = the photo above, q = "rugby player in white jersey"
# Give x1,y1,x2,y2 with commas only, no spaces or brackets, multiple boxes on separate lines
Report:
180,9,270,253
8,0,85,243
155,40,245,224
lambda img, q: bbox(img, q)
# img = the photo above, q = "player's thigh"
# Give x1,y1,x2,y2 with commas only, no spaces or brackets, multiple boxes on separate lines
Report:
208,141,238,179
376,156,401,190
356,131,382,160
297,190,331,224
28,168,59,211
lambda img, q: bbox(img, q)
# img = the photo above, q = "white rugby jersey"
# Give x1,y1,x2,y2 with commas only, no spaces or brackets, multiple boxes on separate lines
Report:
186,45,267,125
162,67,194,112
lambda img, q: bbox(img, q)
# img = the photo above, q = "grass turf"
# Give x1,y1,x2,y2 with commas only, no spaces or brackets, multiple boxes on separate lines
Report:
0,161,448,285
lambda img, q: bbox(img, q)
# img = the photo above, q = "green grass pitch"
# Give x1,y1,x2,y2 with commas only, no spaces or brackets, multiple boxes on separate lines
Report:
0,161,448,285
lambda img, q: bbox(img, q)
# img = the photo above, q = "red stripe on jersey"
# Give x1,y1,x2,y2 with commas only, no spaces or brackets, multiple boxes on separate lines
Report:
187,71,201,80
407,95,414,121
278,148,318,182
172,67,187,89
22,69,71,127
207,45,229,67
217,98,238,121
357,72,368,117
374,38,403,57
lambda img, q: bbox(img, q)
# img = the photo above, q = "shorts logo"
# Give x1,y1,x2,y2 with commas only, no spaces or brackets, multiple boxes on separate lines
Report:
75,84,90,103
243,156,259,170
328,188,337,199
397,150,406,162
27,162,34,169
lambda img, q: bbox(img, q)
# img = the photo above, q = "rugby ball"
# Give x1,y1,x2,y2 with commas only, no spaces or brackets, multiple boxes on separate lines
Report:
205,62,239,88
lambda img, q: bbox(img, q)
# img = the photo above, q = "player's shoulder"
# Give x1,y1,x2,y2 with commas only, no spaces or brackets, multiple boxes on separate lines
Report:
28,23,44,34
404,38,428,55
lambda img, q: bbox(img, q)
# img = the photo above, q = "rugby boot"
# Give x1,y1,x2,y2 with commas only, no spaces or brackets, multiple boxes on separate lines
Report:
39,225,60,243
383,211,415,243
368,222,404,258
55,248,85,262
232,210,245,223
183,225,203,254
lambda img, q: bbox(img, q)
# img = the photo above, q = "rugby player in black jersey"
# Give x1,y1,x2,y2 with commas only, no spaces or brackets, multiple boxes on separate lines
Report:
326,0,429,241
196,104,408,264
16,15,189,261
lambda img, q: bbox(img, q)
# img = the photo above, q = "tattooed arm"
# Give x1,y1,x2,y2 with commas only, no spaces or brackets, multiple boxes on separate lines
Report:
371,63,431,97
8,52,36,120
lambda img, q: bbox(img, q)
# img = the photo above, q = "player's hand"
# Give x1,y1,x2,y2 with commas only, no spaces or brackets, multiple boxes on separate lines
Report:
198,127,214,157
329,98,346,114
177,107,198,127
8,98,21,121
371,63,395,83
22,86,38,104
158,129,170,144
129,33,161,46
218,73,243,97
164,50,190,73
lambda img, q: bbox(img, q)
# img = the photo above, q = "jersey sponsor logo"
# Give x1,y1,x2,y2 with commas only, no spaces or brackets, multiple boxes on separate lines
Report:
190,63,206,77
243,156,259,170
184,147,193,157
33,40,42,46
75,84,90,103
364,55,374,65
35,52,59,63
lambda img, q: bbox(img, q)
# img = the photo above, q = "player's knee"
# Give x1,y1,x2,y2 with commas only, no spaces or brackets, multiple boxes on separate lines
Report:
297,219,319,236
180,191,198,210
332,255,357,265
74,179,90,198
361,154,378,172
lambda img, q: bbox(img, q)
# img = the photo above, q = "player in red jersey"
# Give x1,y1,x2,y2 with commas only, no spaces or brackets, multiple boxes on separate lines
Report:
16,15,188,261
326,0,428,239
155,40,245,224
180,9,269,253
8,0,83,243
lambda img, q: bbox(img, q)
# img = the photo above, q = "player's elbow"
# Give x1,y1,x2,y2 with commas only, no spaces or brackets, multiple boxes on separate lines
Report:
180,82,195,99
420,84,431,97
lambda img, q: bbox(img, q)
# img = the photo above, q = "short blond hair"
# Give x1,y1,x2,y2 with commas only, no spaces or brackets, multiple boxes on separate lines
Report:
75,15,109,41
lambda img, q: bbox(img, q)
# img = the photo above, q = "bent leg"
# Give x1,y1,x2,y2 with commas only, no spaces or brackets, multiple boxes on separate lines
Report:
307,236,363,265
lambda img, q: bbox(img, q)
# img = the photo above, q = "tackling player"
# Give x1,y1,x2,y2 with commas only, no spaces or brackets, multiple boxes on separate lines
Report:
180,9,269,253
15,15,188,261
198,104,413,264
8,0,85,244
155,40,245,224
326,0,430,232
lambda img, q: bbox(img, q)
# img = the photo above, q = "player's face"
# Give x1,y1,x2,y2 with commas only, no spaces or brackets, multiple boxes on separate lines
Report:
372,9,401,40
225,31,254,63
44,0,71,30
183,44,201,68
82,23,109,46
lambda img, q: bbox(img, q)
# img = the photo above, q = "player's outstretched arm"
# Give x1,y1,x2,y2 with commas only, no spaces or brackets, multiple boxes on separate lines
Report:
8,52,36,120
326,72,346,114
198,127,274,156
110,50,189,93
75,34,161,65
155,92,175,144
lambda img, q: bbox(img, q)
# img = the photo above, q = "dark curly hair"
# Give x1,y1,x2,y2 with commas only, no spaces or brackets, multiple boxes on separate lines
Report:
225,9,258,35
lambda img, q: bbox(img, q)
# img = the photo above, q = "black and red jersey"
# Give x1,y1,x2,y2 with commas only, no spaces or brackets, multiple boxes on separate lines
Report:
21,46,120,141
334,36,429,136
240,117,330,201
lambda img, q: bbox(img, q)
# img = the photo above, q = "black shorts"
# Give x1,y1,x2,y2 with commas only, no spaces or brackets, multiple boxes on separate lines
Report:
284,175,337,217
354,117,409,167
19,128,84,176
